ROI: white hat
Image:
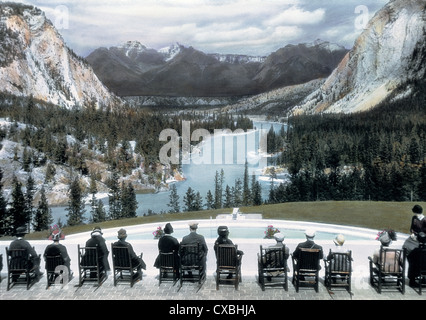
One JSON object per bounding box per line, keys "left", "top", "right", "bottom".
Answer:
{"left": 305, "top": 229, "right": 316, "bottom": 238}
{"left": 274, "top": 232, "right": 285, "bottom": 241}
{"left": 189, "top": 222, "right": 199, "bottom": 229}
{"left": 333, "top": 234, "right": 345, "bottom": 246}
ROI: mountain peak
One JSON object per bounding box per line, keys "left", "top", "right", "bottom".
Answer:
{"left": 292, "top": 0, "right": 426, "bottom": 114}
{"left": 0, "top": 3, "right": 120, "bottom": 108}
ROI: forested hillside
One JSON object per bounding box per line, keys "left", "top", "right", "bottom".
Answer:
{"left": 269, "top": 80, "right": 426, "bottom": 203}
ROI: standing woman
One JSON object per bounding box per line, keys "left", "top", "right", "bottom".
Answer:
{"left": 410, "top": 205, "right": 426, "bottom": 237}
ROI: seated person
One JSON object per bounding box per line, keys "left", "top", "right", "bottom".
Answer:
{"left": 113, "top": 228, "right": 146, "bottom": 280}
{"left": 180, "top": 222, "right": 208, "bottom": 277}
{"left": 43, "top": 230, "right": 73, "bottom": 281}
{"left": 9, "top": 226, "right": 43, "bottom": 279}
{"left": 214, "top": 226, "right": 243, "bottom": 279}
{"left": 154, "top": 223, "right": 180, "bottom": 277}
{"left": 325, "top": 234, "right": 352, "bottom": 275}
{"left": 261, "top": 232, "right": 289, "bottom": 279}
{"left": 292, "top": 229, "right": 324, "bottom": 264}
{"left": 214, "top": 226, "right": 244, "bottom": 257}
{"left": 84, "top": 226, "right": 110, "bottom": 277}
{"left": 406, "top": 232, "right": 426, "bottom": 287}
{"left": 370, "top": 231, "right": 400, "bottom": 272}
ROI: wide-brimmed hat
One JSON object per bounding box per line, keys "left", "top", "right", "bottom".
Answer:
{"left": 91, "top": 226, "right": 103, "bottom": 236}
{"left": 164, "top": 223, "right": 173, "bottom": 234}
{"left": 413, "top": 204, "right": 423, "bottom": 214}
{"left": 305, "top": 229, "right": 316, "bottom": 239}
{"left": 117, "top": 228, "right": 127, "bottom": 239}
{"left": 333, "top": 234, "right": 345, "bottom": 246}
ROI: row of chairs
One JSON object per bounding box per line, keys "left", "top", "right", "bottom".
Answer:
{"left": 260, "top": 245, "right": 426, "bottom": 295}
{"left": 159, "top": 243, "right": 242, "bottom": 291}
{"left": 2, "top": 244, "right": 426, "bottom": 294}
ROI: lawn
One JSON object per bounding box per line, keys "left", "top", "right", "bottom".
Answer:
{"left": 22, "top": 200, "right": 426, "bottom": 240}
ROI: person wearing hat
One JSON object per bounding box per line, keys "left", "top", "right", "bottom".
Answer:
{"left": 85, "top": 226, "right": 110, "bottom": 277}
{"left": 154, "top": 223, "right": 180, "bottom": 276}
{"left": 410, "top": 204, "right": 426, "bottom": 237}
{"left": 214, "top": 226, "right": 243, "bottom": 279}
{"left": 180, "top": 222, "right": 208, "bottom": 277}
{"left": 43, "top": 229, "right": 72, "bottom": 281}
{"left": 292, "top": 229, "right": 324, "bottom": 262}
{"left": 113, "top": 228, "right": 146, "bottom": 280}
{"left": 214, "top": 226, "right": 244, "bottom": 257}
{"left": 9, "top": 226, "right": 43, "bottom": 279}
{"left": 406, "top": 232, "right": 426, "bottom": 287}
{"left": 370, "top": 231, "right": 400, "bottom": 272}
{"left": 325, "top": 234, "right": 351, "bottom": 272}
{"left": 262, "top": 232, "right": 290, "bottom": 280}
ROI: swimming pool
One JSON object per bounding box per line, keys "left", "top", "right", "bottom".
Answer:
{"left": 101, "top": 219, "right": 378, "bottom": 242}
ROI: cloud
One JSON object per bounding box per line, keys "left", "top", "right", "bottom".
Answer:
{"left": 22, "top": 0, "right": 389, "bottom": 57}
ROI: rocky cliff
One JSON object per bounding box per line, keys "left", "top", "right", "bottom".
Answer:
{"left": 292, "top": 0, "right": 426, "bottom": 114}
{"left": 0, "top": 3, "right": 120, "bottom": 109}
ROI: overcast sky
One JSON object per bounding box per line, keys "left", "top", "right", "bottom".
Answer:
{"left": 22, "top": 0, "right": 389, "bottom": 57}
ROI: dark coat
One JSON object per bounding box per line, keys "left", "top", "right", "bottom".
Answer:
{"left": 292, "top": 239, "right": 324, "bottom": 261}
{"left": 85, "top": 235, "right": 110, "bottom": 271}
{"left": 180, "top": 231, "right": 208, "bottom": 270}
{"left": 410, "top": 216, "right": 426, "bottom": 235}
{"left": 9, "top": 238, "right": 41, "bottom": 274}
{"left": 113, "top": 239, "right": 146, "bottom": 270}
{"left": 44, "top": 242, "right": 71, "bottom": 270}
{"left": 154, "top": 234, "right": 180, "bottom": 268}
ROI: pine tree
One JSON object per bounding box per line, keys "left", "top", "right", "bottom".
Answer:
{"left": 242, "top": 160, "right": 251, "bottom": 206}
{"left": 0, "top": 168, "right": 9, "bottom": 235}
{"left": 167, "top": 184, "right": 180, "bottom": 213}
{"left": 121, "top": 182, "right": 138, "bottom": 218}
{"left": 205, "top": 190, "right": 214, "bottom": 210}
{"left": 183, "top": 187, "right": 196, "bottom": 212}
{"left": 214, "top": 169, "right": 224, "bottom": 209}
{"left": 251, "top": 174, "right": 262, "bottom": 206}
{"left": 25, "top": 174, "right": 35, "bottom": 231}
{"left": 194, "top": 191, "right": 203, "bottom": 211}
{"left": 66, "top": 176, "right": 86, "bottom": 226}
{"left": 108, "top": 171, "right": 121, "bottom": 220}
{"left": 89, "top": 173, "right": 98, "bottom": 222}
{"left": 223, "top": 185, "right": 233, "bottom": 208}
{"left": 33, "top": 186, "right": 52, "bottom": 231}
{"left": 233, "top": 178, "right": 243, "bottom": 207}
{"left": 9, "top": 176, "right": 28, "bottom": 231}
{"left": 93, "top": 200, "right": 107, "bottom": 223}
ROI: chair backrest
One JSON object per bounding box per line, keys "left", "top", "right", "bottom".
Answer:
{"left": 327, "top": 250, "right": 352, "bottom": 273}
{"left": 111, "top": 245, "right": 132, "bottom": 269}
{"left": 298, "top": 248, "right": 321, "bottom": 271}
{"left": 159, "top": 251, "right": 175, "bottom": 268}
{"left": 378, "top": 247, "right": 403, "bottom": 274}
{"left": 217, "top": 244, "right": 238, "bottom": 268}
{"left": 418, "top": 246, "right": 426, "bottom": 274}
{"left": 6, "top": 247, "right": 29, "bottom": 271}
{"left": 260, "top": 245, "right": 286, "bottom": 269}
{"left": 45, "top": 255, "right": 64, "bottom": 272}
{"left": 79, "top": 245, "right": 99, "bottom": 268}
{"left": 180, "top": 243, "right": 200, "bottom": 267}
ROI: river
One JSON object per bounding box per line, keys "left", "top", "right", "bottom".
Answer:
{"left": 51, "top": 120, "right": 287, "bottom": 223}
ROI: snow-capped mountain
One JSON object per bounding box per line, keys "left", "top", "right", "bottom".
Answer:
{"left": 0, "top": 3, "right": 120, "bottom": 109}
{"left": 86, "top": 39, "right": 347, "bottom": 97}
{"left": 292, "top": 0, "right": 426, "bottom": 114}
